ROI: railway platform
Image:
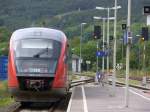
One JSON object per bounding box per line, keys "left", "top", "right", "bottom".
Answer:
{"left": 67, "top": 83, "right": 150, "bottom": 112}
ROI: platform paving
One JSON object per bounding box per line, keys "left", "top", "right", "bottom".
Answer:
{"left": 68, "top": 83, "right": 150, "bottom": 112}
{"left": 69, "top": 87, "right": 84, "bottom": 112}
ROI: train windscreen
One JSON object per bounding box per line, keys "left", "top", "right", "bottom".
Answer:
{"left": 13, "top": 39, "right": 61, "bottom": 76}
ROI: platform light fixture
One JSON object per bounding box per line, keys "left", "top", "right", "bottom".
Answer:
{"left": 80, "top": 22, "right": 87, "bottom": 74}
{"left": 96, "top": 5, "right": 121, "bottom": 90}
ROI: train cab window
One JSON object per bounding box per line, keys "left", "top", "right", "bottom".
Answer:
{"left": 14, "top": 39, "right": 61, "bottom": 58}
{"left": 13, "top": 38, "right": 61, "bottom": 75}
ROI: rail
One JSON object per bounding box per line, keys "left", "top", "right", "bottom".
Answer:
{"left": 70, "top": 78, "right": 94, "bottom": 88}
{"left": 7, "top": 93, "right": 71, "bottom": 112}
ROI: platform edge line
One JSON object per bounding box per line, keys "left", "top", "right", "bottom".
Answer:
{"left": 66, "top": 88, "right": 75, "bottom": 112}
{"left": 81, "top": 85, "right": 88, "bottom": 112}
{"left": 129, "top": 89, "right": 150, "bottom": 101}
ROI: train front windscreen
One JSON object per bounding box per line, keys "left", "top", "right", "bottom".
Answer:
{"left": 13, "top": 38, "right": 61, "bottom": 77}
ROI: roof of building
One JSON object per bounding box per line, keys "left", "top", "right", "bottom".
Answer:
{"left": 72, "top": 54, "right": 80, "bottom": 59}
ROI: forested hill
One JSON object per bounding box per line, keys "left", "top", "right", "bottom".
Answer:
{"left": 0, "top": 0, "right": 148, "bottom": 30}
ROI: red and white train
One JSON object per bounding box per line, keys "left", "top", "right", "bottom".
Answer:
{"left": 8, "top": 27, "right": 71, "bottom": 103}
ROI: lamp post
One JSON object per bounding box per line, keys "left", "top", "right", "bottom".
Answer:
{"left": 96, "top": 5, "right": 121, "bottom": 83}
{"left": 136, "top": 35, "right": 141, "bottom": 76}
{"left": 93, "top": 17, "right": 106, "bottom": 73}
{"left": 125, "top": 0, "right": 131, "bottom": 107}
{"left": 80, "top": 23, "right": 87, "bottom": 74}
{"left": 112, "top": 0, "right": 121, "bottom": 96}
{"left": 93, "top": 17, "right": 102, "bottom": 72}
{"left": 93, "top": 17, "right": 114, "bottom": 73}
{"left": 107, "top": 8, "right": 110, "bottom": 76}
{"left": 102, "top": 18, "right": 106, "bottom": 73}
{"left": 106, "top": 16, "right": 115, "bottom": 74}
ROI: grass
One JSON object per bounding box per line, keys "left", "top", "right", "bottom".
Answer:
{"left": 71, "top": 75, "right": 79, "bottom": 81}
{"left": 117, "top": 70, "right": 150, "bottom": 80}
{"left": 0, "top": 97, "right": 14, "bottom": 107}
{"left": 0, "top": 80, "right": 14, "bottom": 107}
{"left": 71, "top": 71, "right": 95, "bottom": 81}
{"left": 116, "top": 69, "right": 150, "bottom": 86}
{"left": 117, "top": 78, "right": 141, "bottom": 86}
{"left": 80, "top": 71, "right": 95, "bottom": 77}
{"left": 77, "top": 71, "right": 143, "bottom": 86}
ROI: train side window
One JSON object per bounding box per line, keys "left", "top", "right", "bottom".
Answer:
{"left": 64, "top": 53, "right": 68, "bottom": 64}
{"left": 64, "top": 55, "right": 67, "bottom": 64}
{"left": 64, "top": 49, "right": 69, "bottom": 64}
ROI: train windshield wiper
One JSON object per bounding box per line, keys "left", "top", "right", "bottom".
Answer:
{"left": 33, "top": 48, "right": 48, "bottom": 58}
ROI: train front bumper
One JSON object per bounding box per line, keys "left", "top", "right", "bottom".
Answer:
{"left": 9, "top": 87, "right": 66, "bottom": 102}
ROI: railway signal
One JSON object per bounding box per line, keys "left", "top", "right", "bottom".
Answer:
{"left": 109, "top": 35, "right": 113, "bottom": 40}
{"left": 141, "top": 27, "right": 149, "bottom": 41}
{"left": 143, "top": 5, "right": 150, "bottom": 25}
{"left": 144, "top": 6, "right": 150, "bottom": 14}
{"left": 94, "top": 25, "right": 101, "bottom": 39}
{"left": 122, "top": 24, "right": 127, "bottom": 30}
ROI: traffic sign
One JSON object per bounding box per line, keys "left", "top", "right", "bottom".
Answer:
{"left": 123, "top": 31, "right": 132, "bottom": 45}
{"left": 116, "top": 63, "right": 123, "bottom": 70}
{"left": 86, "top": 60, "right": 91, "bottom": 64}
{"left": 123, "top": 30, "right": 127, "bottom": 45}
{"left": 147, "top": 15, "right": 150, "bottom": 25}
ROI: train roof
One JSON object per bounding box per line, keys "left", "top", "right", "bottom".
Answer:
{"left": 11, "top": 27, "right": 67, "bottom": 43}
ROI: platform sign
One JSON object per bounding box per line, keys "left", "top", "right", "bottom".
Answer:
{"left": 123, "top": 30, "right": 128, "bottom": 45}
{"left": 86, "top": 60, "right": 91, "bottom": 64}
{"left": 116, "top": 63, "right": 123, "bottom": 70}
{"left": 123, "top": 31, "right": 133, "bottom": 45}
{"left": 96, "top": 51, "right": 107, "bottom": 57}
{"left": 0, "top": 56, "right": 8, "bottom": 80}
{"left": 147, "top": 15, "right": 150, "bottom": 25}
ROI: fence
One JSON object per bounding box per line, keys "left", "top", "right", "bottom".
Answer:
{"left": 0, "top": 56, "right": 8, "bottom": 80}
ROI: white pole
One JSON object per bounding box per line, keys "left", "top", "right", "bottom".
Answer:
{"left": 80, "top": 23, "right": 86, "bottom": 73}
{"left": 107, "top": 8, "right": 110, "bottom": 76}
{"left": 143, "top": 42, "right": 146, "bottom": 75}
{"left": 102, "top": 19, "right": 106, "bottom": 73}
{"left": 97, "top": 41, "right": 99, "bottom": 72}
{"left": 112, "top": 0, "right": 117, "bottom": 96}
{"left": 80, "top": 24, "right": 83, "bottom": 74}
{"left": 125, "top": 0, "right": 131, "bottom": 108}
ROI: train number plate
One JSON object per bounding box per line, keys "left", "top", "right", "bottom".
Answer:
{"left": 26, "top": 79, "right": 44, "bottom": 89}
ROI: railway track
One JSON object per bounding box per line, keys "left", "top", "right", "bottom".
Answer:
{"left": 4, "top": 75, "right": 150, "bottom": 112}
{"left": 71, "top": 75, "right": 150, "bottom": 91}
{"left": 108, "top": 80, "right": 150, "bottom": 90}
{"left": 70, "top": 77, "right": 94, "bottom": 88}
{"left": 2, "top": 76, "right": 92, "bottom": 112}
{"left": 3, "top": 92, "right": 71, "bottom": 112}
{"left": 1, "top": 102, "right": 21, "bottom": 112}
